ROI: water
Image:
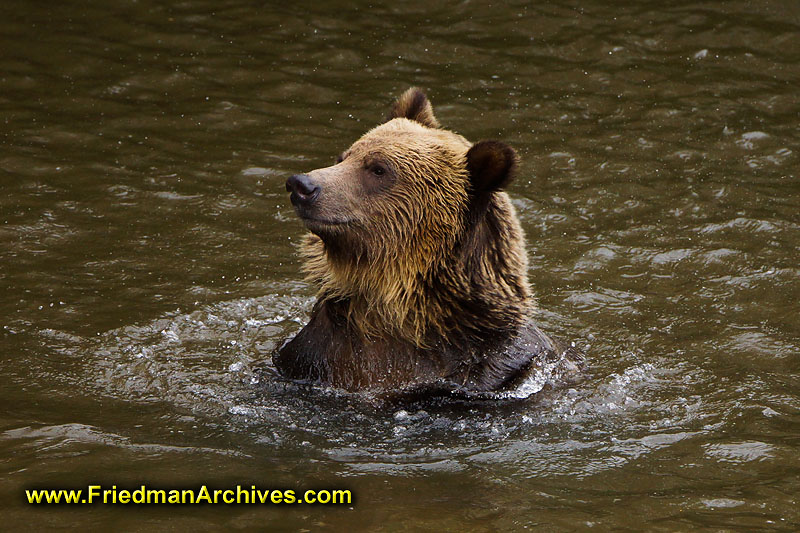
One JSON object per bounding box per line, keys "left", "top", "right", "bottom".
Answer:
{"left": 2, "top": 0, "right": 799, "bottom": 530}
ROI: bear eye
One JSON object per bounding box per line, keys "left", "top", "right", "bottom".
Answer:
{"left": 370, "top": 165, "right": 386, "bottom": 176}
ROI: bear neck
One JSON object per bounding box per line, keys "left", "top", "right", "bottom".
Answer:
{"left": 300, "top": 192, "right": 532, "bottom": 350}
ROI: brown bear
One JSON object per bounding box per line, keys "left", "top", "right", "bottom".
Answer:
{"left": 275, "top": 88, "right": 583, "bottom": 395}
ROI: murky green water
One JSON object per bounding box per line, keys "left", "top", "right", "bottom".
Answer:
{"left": 2, "top": 1, "right": 799, "bottom": 530}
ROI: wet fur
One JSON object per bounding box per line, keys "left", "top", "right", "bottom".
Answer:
{"left": 276, "top": 88, "right": 584, "bottom": 392}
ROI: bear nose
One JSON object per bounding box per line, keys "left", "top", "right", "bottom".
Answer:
{"left": 286, "top": 174, "right": 320, "bottom": 205}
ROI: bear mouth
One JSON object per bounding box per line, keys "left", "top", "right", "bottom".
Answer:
{"left": 299, "top": 214, "right": 352, "bottom": 230}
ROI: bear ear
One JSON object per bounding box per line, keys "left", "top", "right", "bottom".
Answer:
{"left": 386, "top": 87, "right": 440, "bottom": 128}
{"left": 466, "top": 140, "right": 519, "bottom": 194}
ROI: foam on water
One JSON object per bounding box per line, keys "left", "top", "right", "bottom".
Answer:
{"left": 23, "top": 291, "right": 719, "bottom": 480}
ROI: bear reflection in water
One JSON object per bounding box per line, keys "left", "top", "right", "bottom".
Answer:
{"left": 277, "top": 88, "right": 584, "bottom": 396}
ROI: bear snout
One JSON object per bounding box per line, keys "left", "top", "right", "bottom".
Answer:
{"left": 286, "top": 174, "right": 321, "bottom": 207}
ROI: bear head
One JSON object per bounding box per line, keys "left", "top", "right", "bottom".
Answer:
{"left": 285, "top": 88, "right": 531, "bottom": 347}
